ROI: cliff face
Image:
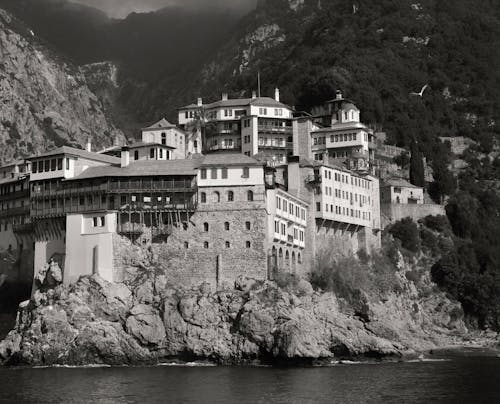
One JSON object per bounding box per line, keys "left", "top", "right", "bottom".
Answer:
{"left": 0, "top": 9, "right": 122, "bottom": 162}
{"left": 1, "top": 249, "right": 494, "bottom": 367}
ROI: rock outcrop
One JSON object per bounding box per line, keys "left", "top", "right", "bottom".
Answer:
{"left": 0, "top": 8, "right": 123, "bottom": 162}
{"left": 0, "top": 257, "right": 484, "bottom": 366}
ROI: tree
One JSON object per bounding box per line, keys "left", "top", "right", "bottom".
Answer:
{"left": 409, "top": 140, "right": 425, "bottom": 187}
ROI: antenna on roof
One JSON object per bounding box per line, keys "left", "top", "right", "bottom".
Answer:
{"left": 257, "top": 71, "right": 261, "bottom": 98}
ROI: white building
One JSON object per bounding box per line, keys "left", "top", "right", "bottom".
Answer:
{"left": 380, "top": 178, "right": 424, "bottom": 204}
{"left": 178, "top": 89, "right": 295, "bottom": 165}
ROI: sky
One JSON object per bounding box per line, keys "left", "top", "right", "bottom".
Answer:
{"left": 71, "top": 0, "right": 257, "bottom": 18}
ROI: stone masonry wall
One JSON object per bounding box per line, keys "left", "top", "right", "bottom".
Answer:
{"left": 381, "top": 203, "right": 446, "bottom": 229}
{"left": 113, "top": 185, "right": 269, "bottom": 288}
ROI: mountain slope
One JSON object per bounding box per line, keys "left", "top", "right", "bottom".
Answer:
{"left": 0, "top": 8, "right": 122, "bottom": 162}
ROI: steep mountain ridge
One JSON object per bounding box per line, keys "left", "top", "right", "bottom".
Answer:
{"left": 0, "top": 8, "right": 122, "bottom": 162}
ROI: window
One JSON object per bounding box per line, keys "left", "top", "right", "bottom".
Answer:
{"left": 57, "top": 158, "right": 63, "bottom": 170}
{"left": 32, "top": 162, "right": 37, "bottom": 173}
{"left": 211, "top": 168, "right": 218, "bottom": 179}
{"left": 227, "top": 191, "right": 234, "bottom": 202}
{"left": 316, "top": 202, "right": 321, "bottom": 212}
{"left": 184, "top": 242, "right": 189, "bottom": 249}
{"left": 201, "top": 192, "right": 207, "bottom": 203}
{"left": 246, "top": 241, "right": 251, "bottom": 248}
{"left": 203, "top": 223, "right": 209, "bottom": 232}
{"left": 224, "top": 222, "right": 230, "bottom": 231}
{"left": 120, "top": 196, "right": 127, "bottom": 205}
{"left": 225, "top": 241, "right": 231, "bottom": 248}
{"left": 150, "top": 148, "right": 155, "bottom": 159}
{"left": 247, "top": 190, "right": 254, "bottom": 202}
{"left": 134, "top": 151, "right": 139, "bottom": 160}
{"left": 204, "top": 241, "right": 209, "bottom": 249}
{"left": 159, "top": 149, "right": 163, "bottom": 159}
{"left": 224, "top": 109, "right": 233, "bottom": 117}
{"left": 222, "top": 168, "right": 228, "bottom": 179}
{"left": 214, "top": 191, "right": 220, "bottom": 203}
{"left": 79, "top": 197, "right": 85, "bottom": 206}
{"left": 242, "top": 167, "right": 249, "bottom": 178}
{"left": 246, "top": 221, "right": 251, "bottom": 230}
{"left": 201, "top": 169, "right": 207, "bottom": 179}
{"left": 161, "top": 133, "right": 166, "bottom": 145}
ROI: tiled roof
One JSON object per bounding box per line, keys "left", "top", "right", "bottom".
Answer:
{"left": 142, "top": 118, "right": 177, "bottom": 130}
{"left": 67, "top": 159, "right": 201, "bottom": 181}
{"left": 27, "top": 146, "right": 121, "bottom": 165}
{"left": 127, "top": 142, "right": 176, "bottom": 150}
{"left": 383, "top": 178, "right": 422, "bottom": 189}
{"left": 200, "top": 153, "right": 263, "bottom": 167}
{"left": 180, "top": 97, "right": 292, "bottom": 111}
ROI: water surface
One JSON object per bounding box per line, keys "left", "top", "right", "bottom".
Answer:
{"left": 1, "top": 353, "right": 499, "bottom": 403}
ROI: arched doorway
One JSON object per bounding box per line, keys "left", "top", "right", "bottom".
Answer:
{"left": 292, "top": 252, "right": 296, "bottom": 273}
{"left": 285, "top": 250, "right": 290, "bottom": 270}
{"left": 278, "top": 248, "right": 283, "bottom": 270}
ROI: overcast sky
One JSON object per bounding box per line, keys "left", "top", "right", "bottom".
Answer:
{"left": 72, "top": 0, "right": 257, "bottom": 18}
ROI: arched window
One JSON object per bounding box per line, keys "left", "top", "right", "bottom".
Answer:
{"left": 298, "top": 253, "right": 302, "bottom": 264}
{"left": 225, "top": 241, "right": 231, "bottom": 249}
{"left": 278, "top": 248, "right": 283, "bottom": 269}
{"left": 214, "top": 191, "right": 220, "bottom": 203}
{"left": 184, "top": 242, "right": 189, "bottom": 249}
{"left": 227, "top": 191, "right": 234, "bottom": 202}
{"left": 246, "top": 241, "right": 251, "bottom": 248}
{"left": 292, "top": 252, "right": 296, "bottom": 273}
{"left": 245, "top": 221, "right": 251, "bottom": 230}
{"left": 203, "top": 222, "right": 209, "bottom": 232}
{"left": 242, "top": 167, "right": 250, "bottom": 178}
{"left": 285, "top": 250, "right": 290, "bottom": 268}
{"left": 200, "top": 192, "right": 206, "bottom": 203}
{"left": 204, "top": 241, "right": 209, "bottom": 249}
{"left": 247, "top": 190, "right": 254, "bottom": 202}
{"left": 224, "top": 222, "right": 230, "bottom": 231}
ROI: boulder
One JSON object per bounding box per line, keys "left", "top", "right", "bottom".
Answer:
{"left": 126, "top": 304, "right": 165, "bottom": 346}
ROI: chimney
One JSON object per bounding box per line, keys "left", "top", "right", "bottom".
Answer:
{"left": 86, "top": 138, "right": 92, "bottom": 152}
{"left": 287, "top": 156, "right": 301, "bottom": 195}
{"left": 274, "top": 87, "right": 280, "bottom": 102}
{"left": 197, "top": 97, "right": 203, "bottom": 107}
{"left": 336, "top": 90, "right": 343, "bottom": 100}
{"left": 252, "top": 90, "right": 257, "bottom": 99}
{"left": 121, "top": 146, "right": 130, "bottom": 168}
{"left": 221, "top": 93, "right": 228, "bottom": 101}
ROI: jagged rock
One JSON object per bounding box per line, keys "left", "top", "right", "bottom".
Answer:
{"left": 126, "top": 304, "right": 165, "bottom": 346}
{"left": 235, "top": 276, "right": 257, "bottom": 292}
{"left": 0, "top": 9, "right": 123, "bottom": 162}
{"left": 0, "top": 259, "right": 486, "bottom": 366}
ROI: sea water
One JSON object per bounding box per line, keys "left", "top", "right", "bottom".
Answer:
{"left": 1, "top": 351, "right": 499, "bottom": 403}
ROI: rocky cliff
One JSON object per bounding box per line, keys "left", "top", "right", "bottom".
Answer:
{"left": 1, "top": 248, "right": 495, "bottom": 367}
{"left": 0, "top": 9, "right": 122, "bottom": 162}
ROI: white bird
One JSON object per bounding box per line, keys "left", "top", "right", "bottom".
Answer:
{"left": 410, "top": 84, "right": 429, "bottom": 97}
{"left": 29, "top": 29, "right": 35, "bottom": 37}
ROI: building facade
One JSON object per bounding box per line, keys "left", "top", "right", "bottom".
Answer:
{"left": 178, "top": 89, "right": 294, "bottom": 165}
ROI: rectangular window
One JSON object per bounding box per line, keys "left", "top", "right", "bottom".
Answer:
{"left": 200, "top": 169, "right": 207, "bottom": 179}
{"left": 242, "top": 167, "right": 249, "bottom": 178}
{"left": 50, "top": 159, "right": 56, "bottom": 171}
{"left": 316, "top": 202, "right": 321, "bottom": 212}
{"left": 44, "top": 160, "right": 50, "bottom": 172}
{"left": 211, "top": 168, "right": 218, "bottom": 179}
{"left": 66, "top": 158, "right": 70, "bottom": 170}
{"left": 222, "top": 168, "right": 228, "bottom": 179}
{"left": 32, "top": 162, "right": 38, "bottom": 173}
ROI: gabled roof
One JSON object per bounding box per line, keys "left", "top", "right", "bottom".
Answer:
{"left": 27, "top": 146, "right": 120, "bottom": 165}
{"left": 179, "top": 97, "right": 292, "bottom": 111}
{"left": 142, "top": 118, "right": 177, "bottom": 131}
{"left": 383, "top": 178, "right": 422, "bottom": 189}
{"left": 199, "top": 153, "right": 263, "bottom": 167}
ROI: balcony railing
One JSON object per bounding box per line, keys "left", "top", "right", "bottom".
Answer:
{"left": 258, "top": 125, "right": 292, "bottom": 134}
{"left": 0, "top": 206, "right": 30, "bottom": 218}
{"left": 12, "top": 222, "right": 34, "bottom": 234}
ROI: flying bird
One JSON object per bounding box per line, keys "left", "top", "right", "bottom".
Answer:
{"left": 410, "top": 84, "right": 429, "bottom": 97}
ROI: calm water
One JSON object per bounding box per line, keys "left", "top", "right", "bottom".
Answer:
{"left": 1, "top": 353, "right": 499, "bottom": 403}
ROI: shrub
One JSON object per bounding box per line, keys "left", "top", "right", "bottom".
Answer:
{"left": 388, "top": 218, "right": 420, "bottom": 252}
{"left": 420, "top": 228, "right": 439, "bottom": 255}
{"left": 422, "top": 215, "right": 450, "bottom": 233}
